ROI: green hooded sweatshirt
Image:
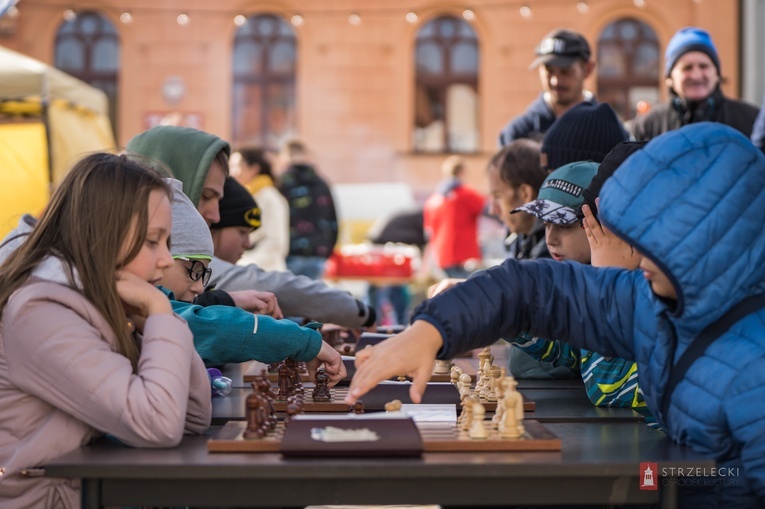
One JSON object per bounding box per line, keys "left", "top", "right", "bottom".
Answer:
{"left": 126, "top": 126, "right": 230, "bottom": 207}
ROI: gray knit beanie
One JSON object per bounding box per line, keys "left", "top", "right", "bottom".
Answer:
{"left": 166, "top": 178, "right": 214, "bottom": 260}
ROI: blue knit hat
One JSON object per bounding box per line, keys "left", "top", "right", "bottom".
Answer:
{"left": 664, "top": 27, "right": 720, "bottom": 77}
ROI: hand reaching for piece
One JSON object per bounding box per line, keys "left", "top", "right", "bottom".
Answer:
{"left": 228, "top": 290, "right": 284, "bottom": 319}
{"left": 346, "top": 320, "right": 443, "bottom": 404}
{"left": 306, "top": 340, "right": 348, "bottom": 387}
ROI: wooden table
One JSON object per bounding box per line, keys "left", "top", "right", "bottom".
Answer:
{"left": 46, "top": 421, "right": 712, "bottom": 508}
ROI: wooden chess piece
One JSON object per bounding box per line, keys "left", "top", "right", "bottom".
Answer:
{"left": 384, "top": 399, "right": 402, "bottom": 412}
{"left": 450, "top": 366, "right": 463, "bottom": 385}
{"left": 397, "top": 375, "right": 407, "bottom": 382}
{"left": 458, "top": 394, "right": 473, "bottom": 432}
{"left": 243, "top": 384, "right": 267, "bottom": 439}
{"left": 285, "top": 358, "right": 303, "bottom": 394}
{"left": 285, "top": 393, "right": 302, "bottom": 427}
{"left": 486, "top": 365, "right": 502, "bottom": 402}
{"left": 477, "top": 347, "right": 491, "bottom": 374}
{"left": 434, "top": 359, "right": 451, "bottom": 375}
{"left": 311, "top": 368, "right": 332, "bottom": 402}
{"left": 458, "top": 373, "right": 472, "bottom": 397}
{"left": 352, "top": 400, "right": 365, "bottom": 414}
{"left": 277, "top": 361, "right": 291, "bottom": 401}
{"left": 255, "top": 375, "right": 277, "bottom": 430}
{"left": 468, "top": 401, "right": 488, "bottom": 439}
{"left": 499, "top": 377, "right": 524, "bottom": 438}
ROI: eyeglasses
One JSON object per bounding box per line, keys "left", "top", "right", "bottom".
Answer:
{"left": 175, "top": 256, "right": 212, "bottom": 287}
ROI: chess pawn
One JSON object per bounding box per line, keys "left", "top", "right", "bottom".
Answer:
{"left": 285, "top": 400, "right": 300, "bottom": 427}
{"left": 312, "top": 368, "right": 332, "bottom": 402}
{"left": 486, "top": 365, "right": 502, "bottom": 402}
{"left": 459, "top": 394, "right": 473, "bottom": 432}
{"left": 458, "top": 373, "right": 472, "bottom": 397}
{"left": 450, "top": 366, "right": 463, "bottom": 385}
{"left": 434, "top": 359, "right": 451, "bottom": 375}
{"left": 468, "top": 402, "right": 488, "bottom": 440}
{"left": 384, "top": 399, "right": 402, "bottom": 412}
{"left": 243, "top": 390, "right": 267, "bottom": 439}
{"left": 255, "top": 376, "right": 277, "bottom": 429}
{"left": 353, "top": 400, "right": 365, "bottom": 414}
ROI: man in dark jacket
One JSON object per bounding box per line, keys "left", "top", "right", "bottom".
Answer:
{"left": 631, "top": 27, "right": 759, "bottom": 141}
{"left": 497, "top": 28, "right": 595, "bottom": 145}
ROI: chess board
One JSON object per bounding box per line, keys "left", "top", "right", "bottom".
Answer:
{"left": 236, "top": 384, "right": 536, "bottom": 414}
{"left": 250, "top": 372, "right": 311, "bottom": 384}
{"left": 272, "top": 387, "right": 352, "bottom": 412}
{"left": 263, "top": 384, "right": 534, "bottom": 413}
{"left": 208, "top": 419, "right": 561, "bottom": 453}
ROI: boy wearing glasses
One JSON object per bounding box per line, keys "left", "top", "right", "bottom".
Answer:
{"left": 161, "top": 180, "right": 214, "bottom": 304}
{"left": 159, "top": 180, "right": 344, "bottom": 381}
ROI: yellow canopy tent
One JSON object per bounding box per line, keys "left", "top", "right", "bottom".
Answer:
{"left": 0, "top": 45, "right": 115, "bottom": 236}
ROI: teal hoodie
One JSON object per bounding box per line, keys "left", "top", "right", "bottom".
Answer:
{"left": 126, "top": 126, "right": 230, "bottom": 207}
{"left": 158, "top": 287, "right": 322, "bottom": 366}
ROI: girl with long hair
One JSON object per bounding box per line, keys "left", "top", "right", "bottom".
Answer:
{"left": 0, "top": 153, "right": 211, "bottom": 508}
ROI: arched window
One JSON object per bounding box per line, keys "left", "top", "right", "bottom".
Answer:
{"left": 232, "top": 14, "right": 296, "bottom": 147}
{"left": 414, "top": 16, "right": 479, "bottom": 153}
{"left": 54, "top": 11, "right": 119, "bottom": 135}
{"left": 597, "top": 18, "right": 659, "bottom": 120}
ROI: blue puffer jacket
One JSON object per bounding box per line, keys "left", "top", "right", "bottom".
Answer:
{"left": 414, "top": 123, "right": 765, "bottom": 508}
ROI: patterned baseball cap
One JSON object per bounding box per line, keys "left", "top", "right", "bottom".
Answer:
{"left": 512, "top": 161, "right": 598, "bottom": 225}
{"left": 529, "top": 28, "right": 592, "bottom": 70}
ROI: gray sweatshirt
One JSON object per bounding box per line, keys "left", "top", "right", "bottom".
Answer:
{"left": 208, "top": 256, "right": 374, "bottom": 328}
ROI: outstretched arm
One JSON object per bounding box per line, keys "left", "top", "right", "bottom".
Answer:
{"left": 348, "top": 258, "right": 640, "bottom": 403}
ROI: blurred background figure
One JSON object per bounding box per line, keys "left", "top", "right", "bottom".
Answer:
{"left": 230, "top": 146, "right": 290, "bottom": 272}
{"left": 365, "top": 207, "right": 425, "bottom": 325}
{"left": 423, "top": 155, "right": 486, "bottom": 279}
{"left": 276, "top": 139, "right": 339, "bottom": 280}
{"left": 486, "top": 139, "right": 549, "bottom": 261}
{"left": 631, "top": 26, "right": 759, "bottom": 141}
{"left": 498, "top": 28, "right": 595, "bottom": 145}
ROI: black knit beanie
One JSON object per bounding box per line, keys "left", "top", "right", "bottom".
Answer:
{"left": 576, "top": 141, "right": 648, "bottom": 223}
{"left": 210, "top": 177, "right": 262, "bottom": 230}
{"left": 542, "top": 102, "right": 629, "bottom": 171}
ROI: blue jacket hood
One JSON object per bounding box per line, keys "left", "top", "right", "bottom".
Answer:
{"left": 600, "top": 122, "right": 765, "bottom": 333}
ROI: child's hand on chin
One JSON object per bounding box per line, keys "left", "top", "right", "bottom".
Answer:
{"left": 116, "top": 270, "right": 172, "bottom": 331}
